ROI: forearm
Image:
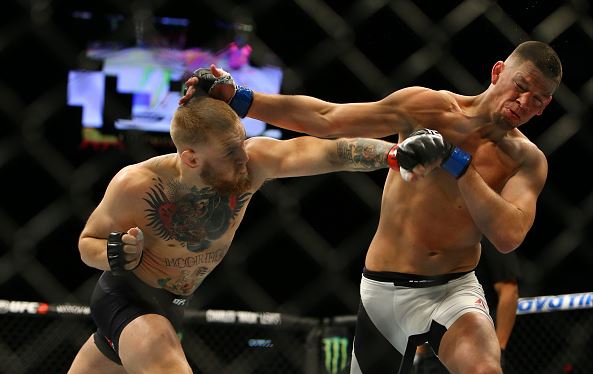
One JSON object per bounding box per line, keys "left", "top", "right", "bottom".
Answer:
{"left": 458, "top": 166, "right": 530, "bottom": 252}
{"left": 334, "top": 138, "right": 394, "bottom": 171}
{"left": 249, "top": 92, "right": 337, "bottom": 137}
{"left": 250, "top": 93, "right": 397, "bottom": 138}
{"left": 187, "top": 67, "right": 401, "bottom": 138}
{"left": 78, "top": 235, "right": 110, "bottom": 271}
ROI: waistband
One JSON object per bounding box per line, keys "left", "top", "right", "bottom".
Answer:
{"left": 99, "top": 271, "right": 192, "bottom": 305}
{"left": 362, "top": 267, "right": 474, "bottom": 288}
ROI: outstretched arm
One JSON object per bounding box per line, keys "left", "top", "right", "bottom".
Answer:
{"left": 248, "top": 93, "right": 402, "bottom": 138}
{"left": 246, "top": 136, "right": 398, "bottom": 180}
{"left": 180, "top": 65, "right": 417, "bottom": 138}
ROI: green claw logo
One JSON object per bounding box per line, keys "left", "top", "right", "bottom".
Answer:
{"left": 323, "top": 336, "right": 349, "bottom": 374}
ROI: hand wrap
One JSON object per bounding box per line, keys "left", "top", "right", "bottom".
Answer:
{"left": 106, "top": 232, "right": 143, "bottom": 275}
{"left": 106, "top": 232, "right": 126, "bottom": 276}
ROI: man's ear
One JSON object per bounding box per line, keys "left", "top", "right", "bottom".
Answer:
{"left": 180, "top": 149, "right": 200, "bottom": 168}
{"left": 491, "top": 61, "right": 505, "bottom": 84}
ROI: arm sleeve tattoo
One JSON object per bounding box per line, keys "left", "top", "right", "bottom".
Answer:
{"left": 336, "top": 138, "right": 393, "bottom": 171}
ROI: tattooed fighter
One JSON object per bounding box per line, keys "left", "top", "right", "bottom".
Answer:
{"left": 68, "top": 95, "right": 410, "bottom": 373}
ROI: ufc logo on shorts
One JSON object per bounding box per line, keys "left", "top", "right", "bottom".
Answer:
{"left": 172, "top": 298, "right": 187, "bottom": 306}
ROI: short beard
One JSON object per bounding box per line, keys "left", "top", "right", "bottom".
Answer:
{"left": 201, "top": 162, "right": 251, "bottom": 196}
{"left": 493, "top": 112, "right": 514, "bottom": 131}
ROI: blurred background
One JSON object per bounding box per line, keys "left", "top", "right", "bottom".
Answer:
{"left": 0, "top": 0, "right": 593, "bottom": 374}
{"left": 0, "top": 0, "right": 592, "bottom": 371}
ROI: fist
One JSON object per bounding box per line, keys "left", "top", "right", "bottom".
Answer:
{"left": 122, "top": 227, "right": 144, "bottom": 270}
{"left": 179, "top": 64, "right": 236, "bottom": 105}
{"left": 397, "top": 129, "right": 453, "bottom": 181}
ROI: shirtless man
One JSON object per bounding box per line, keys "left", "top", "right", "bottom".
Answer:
{"left": 68, "top": 95, "right": 403, "bottom": 373}
{"left": 182, "top": 41, "right": 562, "bottom": 373}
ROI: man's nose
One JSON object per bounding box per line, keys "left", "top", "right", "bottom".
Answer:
{"left": 516, "top": 92, "right": 533, "bottom": 108}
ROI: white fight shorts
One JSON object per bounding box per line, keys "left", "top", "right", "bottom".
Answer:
{"left": 350, "top": 268, "right": 493, "bottom": 374}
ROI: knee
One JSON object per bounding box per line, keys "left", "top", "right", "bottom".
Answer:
{"left": 464, "top": 360, "right": 502, "bottom": 374}
{"left": 131, "top": 326, "right": 183, "bottom": 359}
{"left": 122, "top": 333, "right": 191, "bottom": 373}
{"left": 446, "top": 353, "right": 501, "bottom": 374}
{"left": 119, "top": 317, "right": 189, "bottom": 371}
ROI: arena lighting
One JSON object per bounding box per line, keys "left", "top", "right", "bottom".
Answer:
{"left": 66, "top": 12, "right": 283, "bottom": 148}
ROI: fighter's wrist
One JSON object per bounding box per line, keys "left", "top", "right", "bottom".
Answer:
{"left": 229, "top": 86, "right": 253, "bottom": 118}
{"left": 387, "top": 144, "right": 399, "bottom": 170}
{"left": 441, "top": 147, "right": 472, "bottom": 178}
{"left": 106, "top": 232, "right": 126, "bottom": 276}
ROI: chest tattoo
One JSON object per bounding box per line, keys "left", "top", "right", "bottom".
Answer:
{"left": 143, "top": 178, "right": 251, "bottom": 252}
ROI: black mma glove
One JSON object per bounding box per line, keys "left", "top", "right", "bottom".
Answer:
{"left": 189, "top": 68, "right": 254, "bottom": 118}
{"left": 396, "top": 128, "right": 472, "bottom": 178}
{"left": 106, "top": 230, "right": 143, "bottom": 276}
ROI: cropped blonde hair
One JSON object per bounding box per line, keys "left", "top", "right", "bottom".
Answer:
{"left": 170, "top": 95, "right": 241, "bottom": 150}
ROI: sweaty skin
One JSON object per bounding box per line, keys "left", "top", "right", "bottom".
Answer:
{"left": 79, "top": 135, "right": 395, "bottom": 295}
{"left": 179, "top": 58, "right": 558, "bottom": 277}
{"left": 367, "top": 88, "right": 536, "bottom": 275}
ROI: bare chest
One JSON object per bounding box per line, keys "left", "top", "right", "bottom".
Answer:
{"left": 467, "top": 142, "right": 519, "bottom": 192}
{"left": 140, "top": 177, "right": 253, "bottom": 252}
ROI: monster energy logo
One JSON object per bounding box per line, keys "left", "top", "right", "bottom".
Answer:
{"left": 323, "top": 336, "right": 349, "bottom": 374}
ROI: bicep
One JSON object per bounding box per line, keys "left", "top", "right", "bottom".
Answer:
{"left": 81, "top": 171, "right": 141, "bottom": 239}
{"left": 499, "top": 156, "right": 547, "bottom": 225}
{"left": 325, "top": 89, "right": 430, "bottom": 138}
{"left": 80, "top": 204, "right": 116, "bottom": 241}
{"left": 251, "top": 137, "right": 337, "bottom": 179}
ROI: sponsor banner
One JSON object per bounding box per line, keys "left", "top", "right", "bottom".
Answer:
{"left": 517, "top": 292, "right": 593, "bottom": 315}
{"left": 205, "top": 310, "right": 281, "bottom": 325}
{"left": 323, "top": 336, "right": 349, "bottom": 374}
{"left": 0, "top": 300, "right": 90, "bottom": 316}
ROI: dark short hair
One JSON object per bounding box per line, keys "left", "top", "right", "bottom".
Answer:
{"left": 170, "top": 96, "right": 241, "bottom": 149}
{"left": 509, "top": 41, "right": 562, "bottom": 84}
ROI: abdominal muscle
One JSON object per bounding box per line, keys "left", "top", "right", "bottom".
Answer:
{"left": 365, "top": 170, "right": 482, "bottom": 275}
{"left": 133, "top": 241, "right": 230, "bottom": 296}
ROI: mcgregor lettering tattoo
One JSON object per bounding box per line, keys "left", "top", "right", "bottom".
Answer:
{"left": 164, "top": 248, "right": 226, "bottom": 268}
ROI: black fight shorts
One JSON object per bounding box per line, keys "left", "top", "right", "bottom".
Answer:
{"left": 90, "top": 271, "right": 190, "bottom": 365}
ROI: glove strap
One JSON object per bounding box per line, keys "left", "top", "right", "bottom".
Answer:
{"left": 107, "top": 232, "right": 126, "bottom": 276}
{"left": 387, "top": 144, "right": 399, "bottom": 170}
{"left": 441, "top": 147, "right": 472, "bottom": 178}
{"left": 229, "top": 86, "right": 254, "bottom": 118}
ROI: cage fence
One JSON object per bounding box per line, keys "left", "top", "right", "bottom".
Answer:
{"left": 1, "top": 292, "right": 591, "bottom": 374}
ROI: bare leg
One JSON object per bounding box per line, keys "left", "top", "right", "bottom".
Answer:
{"left": 68, "top": 335, "right": 127, "bottom": 374}
{"left": 438, "top": 312, "right": 502, "bottom": 374}
{"left": 118, "top": 313, "right": 193, "bottom": 374}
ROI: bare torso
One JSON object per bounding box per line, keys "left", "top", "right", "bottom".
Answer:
{"left": 366, "top": 89, "right": 532, "bottom": 275}
{"left": 125, "top": 154, "right": 263, "bottom": 296}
